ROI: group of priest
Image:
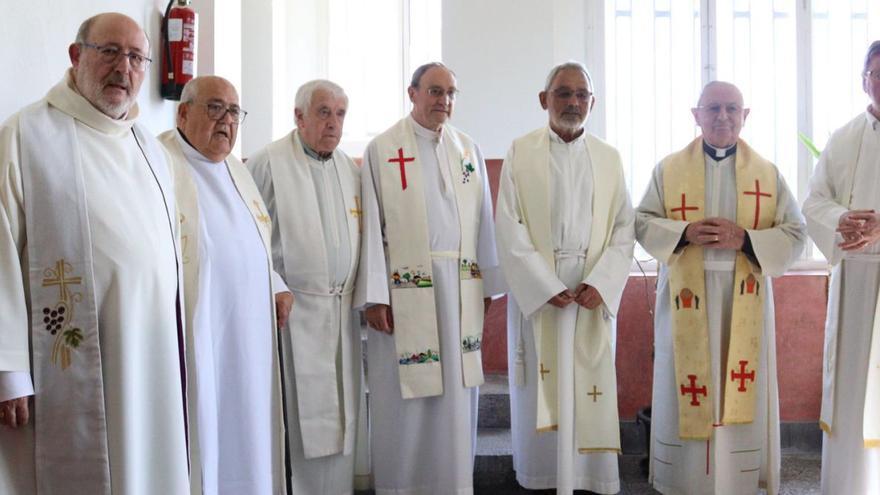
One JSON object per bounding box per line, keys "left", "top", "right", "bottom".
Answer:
{"left": 0, "top": 11, "right": 878, "bottom": 495}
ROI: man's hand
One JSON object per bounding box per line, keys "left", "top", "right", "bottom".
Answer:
{"left": 483, "top": 297, "right": 492, "bottom": 315}
{"left": 684, "top": 217, "right": 746, "bottom": 250}
{"left": 548, "top": 289, "right": 575, "bottom": 308}
{"left": 837, "top": 210, "right": 880, "bottom": 251}
{"left": 366, "top": 304, "right": 394, "bottom": 334}
{"left": 275, "top": 291, "right": 294, "bottom": 329}
{"left": 0, "top": 397, "right": 29, "bottom": 428}
{"left": 574, "top": 284, "right": 603, "bottom": 309}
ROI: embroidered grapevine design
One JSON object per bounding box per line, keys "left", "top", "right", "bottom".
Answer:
{"left": 461, "top": 335, "right": 482, "bottom": 353}
{"left": 399, "top": 348, "right": 440, "bottom": 365}
{"left": 460, "top": 259, "right": 482, "bottom": 280}
{"left": 390, "top": 266, "right": 433, "bottom": 288}
{"left": 41, "top": 260, "right": 84, "bottom": 369}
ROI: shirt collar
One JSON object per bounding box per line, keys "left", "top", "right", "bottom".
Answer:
{"left": 865, "top": 106, "right": 880, "bottom": 131}
{"left": 300, "top": 139, "right": 333, "bottom": 162}
{"left": 548, "top": 126, "right": 587, "bottom": 145}
{"left": 408, "top": 114, "right": 442, "bottom": 141}
{"left": 175, "top": 128, "right": 225, "bottom": 166}
{"left": 702, "top": 140, "right": 737, "bottom": 161}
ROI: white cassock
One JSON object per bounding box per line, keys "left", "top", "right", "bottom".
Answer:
{"left": 0, "top": 73, "right": 189, "bottom": 494}
{"left": 496, "top": 128, "right": 634, "bottom": 493}
{"left": 249, "top": 131, "right": 363, "bottom": 495}
{"left": 354, "top": 117, "right": 505, "bottom": 495}
{"left": 635, "top": 147, "right": 805, "bottom": 495}
{"left": 802, "top": 110, "right": 880, "bottom": 495}
{"left": 160, "top": 130, "right": 286, "bottom": 495}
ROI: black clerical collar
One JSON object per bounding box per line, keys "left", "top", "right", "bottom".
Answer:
{"left": 703, "top": 141, "right": 737, "bottom": 161}
{"left": 301, "top": 142, "right": 333, "bottom": 162}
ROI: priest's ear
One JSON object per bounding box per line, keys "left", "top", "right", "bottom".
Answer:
{"left": 68, "top": 43, "right": 82, "bottom": 68}
{"left": 538, "top": 91, "right": 549, "bottom": 110}
{"left": 294, "top": 108, "right": 305, "bottom": 130}
{"left": 177, "top": 101, "right": 190, "bottom": 129}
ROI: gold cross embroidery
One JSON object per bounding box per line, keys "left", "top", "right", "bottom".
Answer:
{"left": 253, "top": 200, "right": 271, "bottom": 227}
{"left": 588, "top": 385, "right": 603, "bottom": 402}
{"left": 539, "top": 363, "right": 551, "bottom": 381}
{"left": 349, "top": 195, "right": 363, "bottom": 233}
{"left": 42, "top": 260, "right": 82, "bottom": 303}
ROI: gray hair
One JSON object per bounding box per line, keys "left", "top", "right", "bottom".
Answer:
{"left": 74, "top": 13, "right": 150, "bottom": 48}
{"left": 865, "top": 41, "right": 880, "bottom": 74}
{"left": 410, "top": 62, "right": 455, "bottom": 88}
{"left": 180, "top": 77, "right": 205, "bottom": 103}
{"left": 294, "top": 79, "right": 348, "bottom": 113}
{"left": 544, "top": 61, "right": 594, "bottom": 92}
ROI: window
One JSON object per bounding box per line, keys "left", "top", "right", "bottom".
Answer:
{"left": 605, "top": 0, "right": 880, "bottom": 264}
{"left": 277, "top": 0, "right": 441, "bottom": 156}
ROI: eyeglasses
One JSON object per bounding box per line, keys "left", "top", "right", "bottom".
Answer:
{"left": 80, "top": 42, "right": 152, "bottom": 72}
{"left": 551, "top": 89, "right": 593, "bottom": 101}
{"left": 865, "top": 70, "right": 880, "bottom": 81}
{"left": 696, "top": 103, "right": 744, "bottom": 116}
{"left": 425, "top": 86, "right": 459, "bottom": 100}
{"left": 190, "top": 101, "right": 248, "bottom": 123}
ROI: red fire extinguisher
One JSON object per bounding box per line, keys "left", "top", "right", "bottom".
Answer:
{"left": 161, "top": 0, "right": 197, "bottom": 100}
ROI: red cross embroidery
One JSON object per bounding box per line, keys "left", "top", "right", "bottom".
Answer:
{"left": 730, "top": 360, "right": 756, "bottom": 392}
{"left": 387, "top": 148, "right": 415, "bottom": 190}
{"left": 680, "top": 374, "right": 708, "bottom": 406}
{"left": 743, "top": 179, "right": 772, "bottom": 229}
{"left": 671, "top": 193, "right": 699, "bottom": 221}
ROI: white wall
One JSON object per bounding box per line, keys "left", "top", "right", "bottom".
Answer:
{"left": 441, "top": 0, "right": 605, "bottom": 158}
{"left": 0, "top": 0, "right": 178, "bottom": 134}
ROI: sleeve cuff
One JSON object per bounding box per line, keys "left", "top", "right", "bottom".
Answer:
{"left": 0, "top": 371, "right": 33, "bottom": 402}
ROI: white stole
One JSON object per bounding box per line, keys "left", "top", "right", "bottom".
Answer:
{"left": 159, "top": 130, "right": 286, "bottom": 488}
{"left": 373, "top": 117, "right": 485, "bottom": 399}
{"left": 508, "top": 127, "right": 622, "bottom": 452}
{"left": 20, "top": 105, "right": 179, "bottom": 494}
{"left": 264, "top": 130, "right": 361, "bottom": 458}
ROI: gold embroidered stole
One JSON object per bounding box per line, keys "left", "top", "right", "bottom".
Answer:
{"left": 510, "top": 127, "right": 622, "bottom": 452}
{"left": 374, "top": 117, "right": 484, "bottom": 399}
{"left": 662, "top": 137, "right": 776, "bottom": 439}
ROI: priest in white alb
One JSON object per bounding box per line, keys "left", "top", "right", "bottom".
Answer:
{"left": 635, "top": 81, "right": 805, "bottom": 495}
{"left": 249, "top": 79, "right": 363, "bottom": 495}
{"left": 158, "top": 75, "right": 289, "bottom": 495}
{"left": 803, "top": 40, "right": 880, "bottom": 495}
{"left": 496, "top": 61, "right": 634, "bottom": 494}
{"left": 353, "top": 62, "right": 505, "bottom": 495}
{"left": 0, "top": 13, "right": 189, "bottom": 494}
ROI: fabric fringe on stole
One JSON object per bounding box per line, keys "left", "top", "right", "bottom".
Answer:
{"left": 662, "top": 137, "right": 776, "bottom": 440}
{"left": 510, "top": 127, "right": 621, "bottom": 452}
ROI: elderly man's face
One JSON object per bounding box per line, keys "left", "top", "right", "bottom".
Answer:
{"left": 408, "top": 66, "right": 457, "bottom": 131}
{"left": 692, "top": 83, "right": 749, "bottom": 148}
{"left": 864, "top": 54, "right": 880, "bottom": 112}
{"left": 178, "top": 78, "right": 240, "bottom": 162}
{"left": 70, "top": 14, "right": 148, "bottom": 119}
{"left": 539, "top": 68, "right": 594, "bottom": 140}
{"left": 296, "top": 88, "right": 347, "bottom": 155}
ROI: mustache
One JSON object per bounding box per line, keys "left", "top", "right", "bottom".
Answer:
{"left": 104, "top": 73, "right": 130, "bottom": 90}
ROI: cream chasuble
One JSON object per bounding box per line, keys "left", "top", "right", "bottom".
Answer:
{"left": 637, "top": 136, "right": 805, "bottom": 495}
{"left": 159, "top": 130, "right": 286, "bottom": 495}
{"left": 804, "top": 110, "right": 880, "bottom": 494}
{"left": 0, "top": 73, "right": 188, "bottom": 495}
{"left": 500, "top": 127, "right": 628, "bottom": 451}
{"left": 372, "top": 117, "right": 485, "bottom": 398}
{"left": 662, "top": 137, "right": 776, "bottom": 439}
{"left": 248, "top": 128, "right": 363, "bottom": 495}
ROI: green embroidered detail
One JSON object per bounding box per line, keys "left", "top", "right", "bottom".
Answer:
{"left": 462, "top": 335, "right": 482, "bottom": 353}
{"left": 42, "top": 260, "right": 84, "bottom": 370}
{"left": 399, "top": 349, "right": 441, "bottom": 365}
{"left": 390, "top": 266, "right": 433, "bottom": 288}
{"left": 460, "top": 258, "right": 482, "bottom": 280}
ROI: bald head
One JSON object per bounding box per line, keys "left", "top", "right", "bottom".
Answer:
{"left": 178, "top": 76, "right": 241, "bottom": 162}
{"left": 69, "top": 13, "right": 149, "bottom": 119}
{"left": 692, "top": 81, "right": 749, "bottom": 148}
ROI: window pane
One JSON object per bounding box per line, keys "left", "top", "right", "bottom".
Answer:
{"left": 811, "top": 0, "right": 880, "bottom": 151}
{"left": 716, "top": 0, "right": 798, "bottom": 194}
{"left": 604, "top": 0, "right": 702, "bottom": 206}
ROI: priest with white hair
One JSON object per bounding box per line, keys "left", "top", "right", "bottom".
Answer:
{"left": 249, "top": 79, "right": 363, "bottom": 495}
{"left": 496, "top": 61, "right": 634, "bottom": 494}
{"left": 158, "top": 75, "right": 289, "bottom": 495}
